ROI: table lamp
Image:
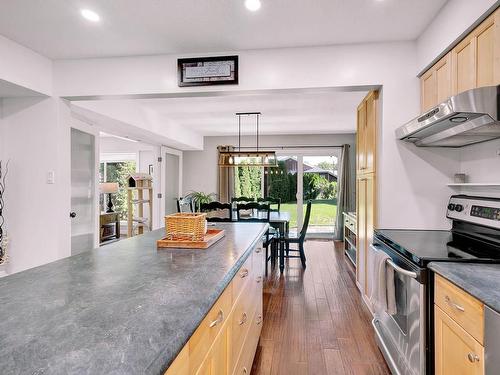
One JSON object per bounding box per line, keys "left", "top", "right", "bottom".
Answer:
{"left": 100, "top": 182, "right": 119, "bottom": 213}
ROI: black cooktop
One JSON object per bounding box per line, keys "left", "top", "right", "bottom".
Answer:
{"left": 374, "top": 229, "right": 500, "bottom": 267}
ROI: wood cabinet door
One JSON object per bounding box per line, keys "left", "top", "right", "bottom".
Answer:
{"left": 435, "top": 305, "right": 484, "bottom": 375}
{"left": 475, "top": 9, "right": 500, "bottom": 87}
{"left": 356, "top": 176, "right": 367, "bottom": 293}
{"left": 452, "top": 35, "right": 476, "bottom": 95}
{"left": 363, "top": 173, "right": 375, "bottom": 297}
{"left": 364, "top": 92, "right": 378, "bottom": 175}
{"left": 435, "top": 53, "right": 453, "bottom": 105}
{"left": 421, "top": 68, "right": 437, "bottom": 112}
{"left": 195, "top": 324, "right": 229, "bottom": 375}
{"left": 356, "top": 100, "right": 367, "bottom": 174}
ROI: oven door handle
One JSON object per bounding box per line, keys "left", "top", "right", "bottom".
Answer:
{"left": 386, "top": 259, "right": 418, "bottom": 279}
{"left": 371, "top": 244, "right": 418, "bottom": 279}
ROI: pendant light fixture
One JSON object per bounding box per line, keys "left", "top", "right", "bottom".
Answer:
{"left": 218, "top": 112, "right": 278, "bottom": 167}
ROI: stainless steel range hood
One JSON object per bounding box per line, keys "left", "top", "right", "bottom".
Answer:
{"left": 396, "top": 85, "right": 500, "bottom": 147}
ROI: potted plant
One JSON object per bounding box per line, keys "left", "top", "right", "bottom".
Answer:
{"left": 184, "top": 191, "right": 216, "bottom": 212}
{"left": 0, "top": 160, "right": 9, "bottom": 271}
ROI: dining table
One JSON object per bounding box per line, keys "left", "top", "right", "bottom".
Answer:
{"left": 230, "top": 209, "right": 290, "bottom": 236}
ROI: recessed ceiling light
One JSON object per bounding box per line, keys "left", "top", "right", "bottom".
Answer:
{"left": 80, "top": 9, "right": 100, "bottom": 22}
{"left": 245, "top": 0, "right": 261, "bottom": 12}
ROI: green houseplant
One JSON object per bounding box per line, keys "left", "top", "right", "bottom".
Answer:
{"left": 184, "top": 191, "right": 216, "bottom": 212}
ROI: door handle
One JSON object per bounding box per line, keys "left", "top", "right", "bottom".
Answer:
{"left": 70, "top": 212, "right": 77, "bottom": 218}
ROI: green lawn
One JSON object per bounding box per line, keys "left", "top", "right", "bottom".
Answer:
{"left": 280, "top": 201, "right": 337, "bottom": 229}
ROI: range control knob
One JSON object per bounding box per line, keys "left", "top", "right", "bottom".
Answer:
{"left": 455, "top": 204, "right": 464, "bottom": 212}
{"left": 448, "top": 203, "right": 455, "bottom": 211}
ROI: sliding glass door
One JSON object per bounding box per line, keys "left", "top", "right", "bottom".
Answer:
{"left": 234, "top": 149, "right": 341, "bottom": 238}
{"left": 301, "top": 155, "right": 339, "bottom": 237}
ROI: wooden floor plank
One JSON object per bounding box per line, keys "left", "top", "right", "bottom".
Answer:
{"left": 252, "top": 240, "right": 390, "bottom": 375}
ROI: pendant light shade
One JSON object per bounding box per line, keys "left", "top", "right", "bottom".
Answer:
{"left": 218, "top": 151, "right": 278, "bottom": 167}
{"left": 218, "top": 112, "right": 277, "bottom": 167}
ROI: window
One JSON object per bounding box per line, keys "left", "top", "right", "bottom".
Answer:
{"left": 99, "top": 160, "right": 136, "bottom": 219}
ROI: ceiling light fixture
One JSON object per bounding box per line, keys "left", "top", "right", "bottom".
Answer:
{"left": 245, "top": 0, "right": 261, "bottom": 12}
{"left": 219, "top": 112, "right": 277, "bottom": 167}
{"left": 81, "top": 9, "right": 100, "bottom": 22}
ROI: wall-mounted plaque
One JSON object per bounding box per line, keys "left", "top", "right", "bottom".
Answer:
{"left": 178, "top": 56, "right": 239, "bottom": 87}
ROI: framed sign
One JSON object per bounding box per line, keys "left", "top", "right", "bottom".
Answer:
{"left": 178, "top": 55, "right": 239, "bottom": 87}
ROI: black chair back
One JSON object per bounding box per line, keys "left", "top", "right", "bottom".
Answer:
{"left": 231, "top": 196, "right": 255, "bottom": 203}
{"left": 200, "top": 202, "right": 232, "bottom": 222}
{"left": 236, "top": 202, "right": 271, "bottom": 222}
{"left": 176, "top": 198, "right": 194, "bottom": 213}
{"left": 299, "top": 201, "right": 312, "bottom": 240}
{"left": 257, "top": 197, "right": 281, "bottom": 212}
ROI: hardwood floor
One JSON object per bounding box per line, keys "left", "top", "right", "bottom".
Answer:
{"left": 251, "top": 240, "right": 390, "bottom": 375}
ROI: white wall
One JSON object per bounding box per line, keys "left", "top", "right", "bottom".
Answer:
{"left": 416, "top": 0, "right": 499, "bottom": 74}
{"left": 0, "top": 97, "right": 70, "bottom": 274}
{"left": 458, "top": 140, "right": 500, "bottom": 198}
{"left": 0, "top": 34, "right": 53, "bottom": 96}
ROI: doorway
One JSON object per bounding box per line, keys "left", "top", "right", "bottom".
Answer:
{"left": 70, "top": 128, "right": 96, "bottom": 255}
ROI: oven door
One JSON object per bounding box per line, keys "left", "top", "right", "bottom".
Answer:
{"left": 370, "top": 243, "right": 426, "bottom": 375}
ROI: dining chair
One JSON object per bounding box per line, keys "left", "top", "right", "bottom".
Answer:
{"left": 176, "top": 198, "right": 194, "bottom": 213}
{"left": 236, "top": 202, "right": 278, "bottom": 269}
{"left": 231, "top": 196, "right": 255, "bottom": 204}
{"left": 200, "top": 202, "right": 232, "bottom": 222}
{"left": 257, "top": 197, "right": 281, "bottom": 212}
{"left": 279, "top": 200, "right": 312, "bottom": 272}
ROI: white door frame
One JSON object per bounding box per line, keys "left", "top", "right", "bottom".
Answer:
{"left": 159, "top": 146, "right": 183, "bottom": 223}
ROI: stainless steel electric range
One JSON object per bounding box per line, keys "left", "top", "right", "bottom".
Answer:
{"left": 371, "top": 195, "right": 500, "bottom": 375}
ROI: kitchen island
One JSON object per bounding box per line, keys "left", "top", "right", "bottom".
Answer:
{"left": 0, "top": 222, "right": 268, "bottom": 375}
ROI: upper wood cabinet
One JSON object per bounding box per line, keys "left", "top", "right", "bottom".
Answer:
{"left": 421, "top": 53, "right": 452, "bottom": 112}
{"left": 356, "top": 91, "right": 378, "bottom": 175}
{"left": 421, "top": 7, "right": 500, "bottom": 112}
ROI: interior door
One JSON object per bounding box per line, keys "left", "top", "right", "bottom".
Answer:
{"left": 165, "top": 152, "right": 180, "bottom": 215}
{"left": 70, "top": 128, "right": 96, "bottom": 255}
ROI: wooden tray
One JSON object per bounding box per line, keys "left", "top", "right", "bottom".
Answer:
{"left": 157, "top": 229, "right": 225, "bottom": 249}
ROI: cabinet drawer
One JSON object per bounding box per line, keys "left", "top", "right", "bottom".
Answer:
{"left": 253, "top": 245, "right": 265, "bottom": 279}
{"left": 232, "top": 253, "right": 253, "bottom": 303}
{"left": 230, "top": 280, "right": 255, "bottom": 373}
{"left": 435, "top": 275, "right": 484, "bottom": 344}
{"left": 232, "top": 306, "right": 262, "bottom": 375}
{"left": 189, "top": 284, "right": 232, "bottom": 373}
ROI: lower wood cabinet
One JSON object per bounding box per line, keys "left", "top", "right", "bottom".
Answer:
{"left": 434, "top": 275, "right": 485, "bottom": 375}
{"left": 165, "top": 242, "right": 264, "bottom": 375}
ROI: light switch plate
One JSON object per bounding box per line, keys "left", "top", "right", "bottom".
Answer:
{"left": 47, "top": 171, "right": 55, "bottom": 184}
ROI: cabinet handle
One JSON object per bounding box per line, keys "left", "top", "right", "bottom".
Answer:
{"left": 256, "top": 276, "right": 262, "bottom": 283}
{"left": 445, "top": 295, "right": 465, "bottom": 312}
{"left": 209, "top": 309, "right": 224, "bottom": 328}
{"left": 242, "top": 367, "right": 248, "bottom": 375}
{"left": 239, "top": 269, "right": 249, "bottom": 278}
{"left": 467, "top": 353, "right": 480, "bottom": 363}
{"left": 239, "top": 312, "right": 248, "bottom": 325}
{"left": 255, "top": 247, "right": 262, "bottom": 254}
{"left": 256, "top": 315, "right": 263, "bottom": 325}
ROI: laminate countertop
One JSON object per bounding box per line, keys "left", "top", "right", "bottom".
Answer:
{"left": 429, "top": 262, "right": 500, "bottom": 313}
{"left": 0, "top": 222, "right": 268, "bottom": 375}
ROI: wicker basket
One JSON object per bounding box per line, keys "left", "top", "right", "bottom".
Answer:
{"left": 165, "top": 213, "right": 207, "bottom": 241}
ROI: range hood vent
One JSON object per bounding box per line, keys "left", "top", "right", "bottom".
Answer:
{"left": 396, "top": 85, "right": 500, "bottom": 147}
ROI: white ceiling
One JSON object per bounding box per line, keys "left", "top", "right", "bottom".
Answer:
{"left": 77, "top": 89, "right": 368, "bottom": 137}
{"left": 0, "top": 0, "right": 447, "bottom": 59}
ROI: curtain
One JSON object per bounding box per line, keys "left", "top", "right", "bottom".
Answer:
{"left": 217, "top": 145, "right": 234, "bottom": 203}
{"left": 335, "top": 144, "right": 351, "bottom": 240}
